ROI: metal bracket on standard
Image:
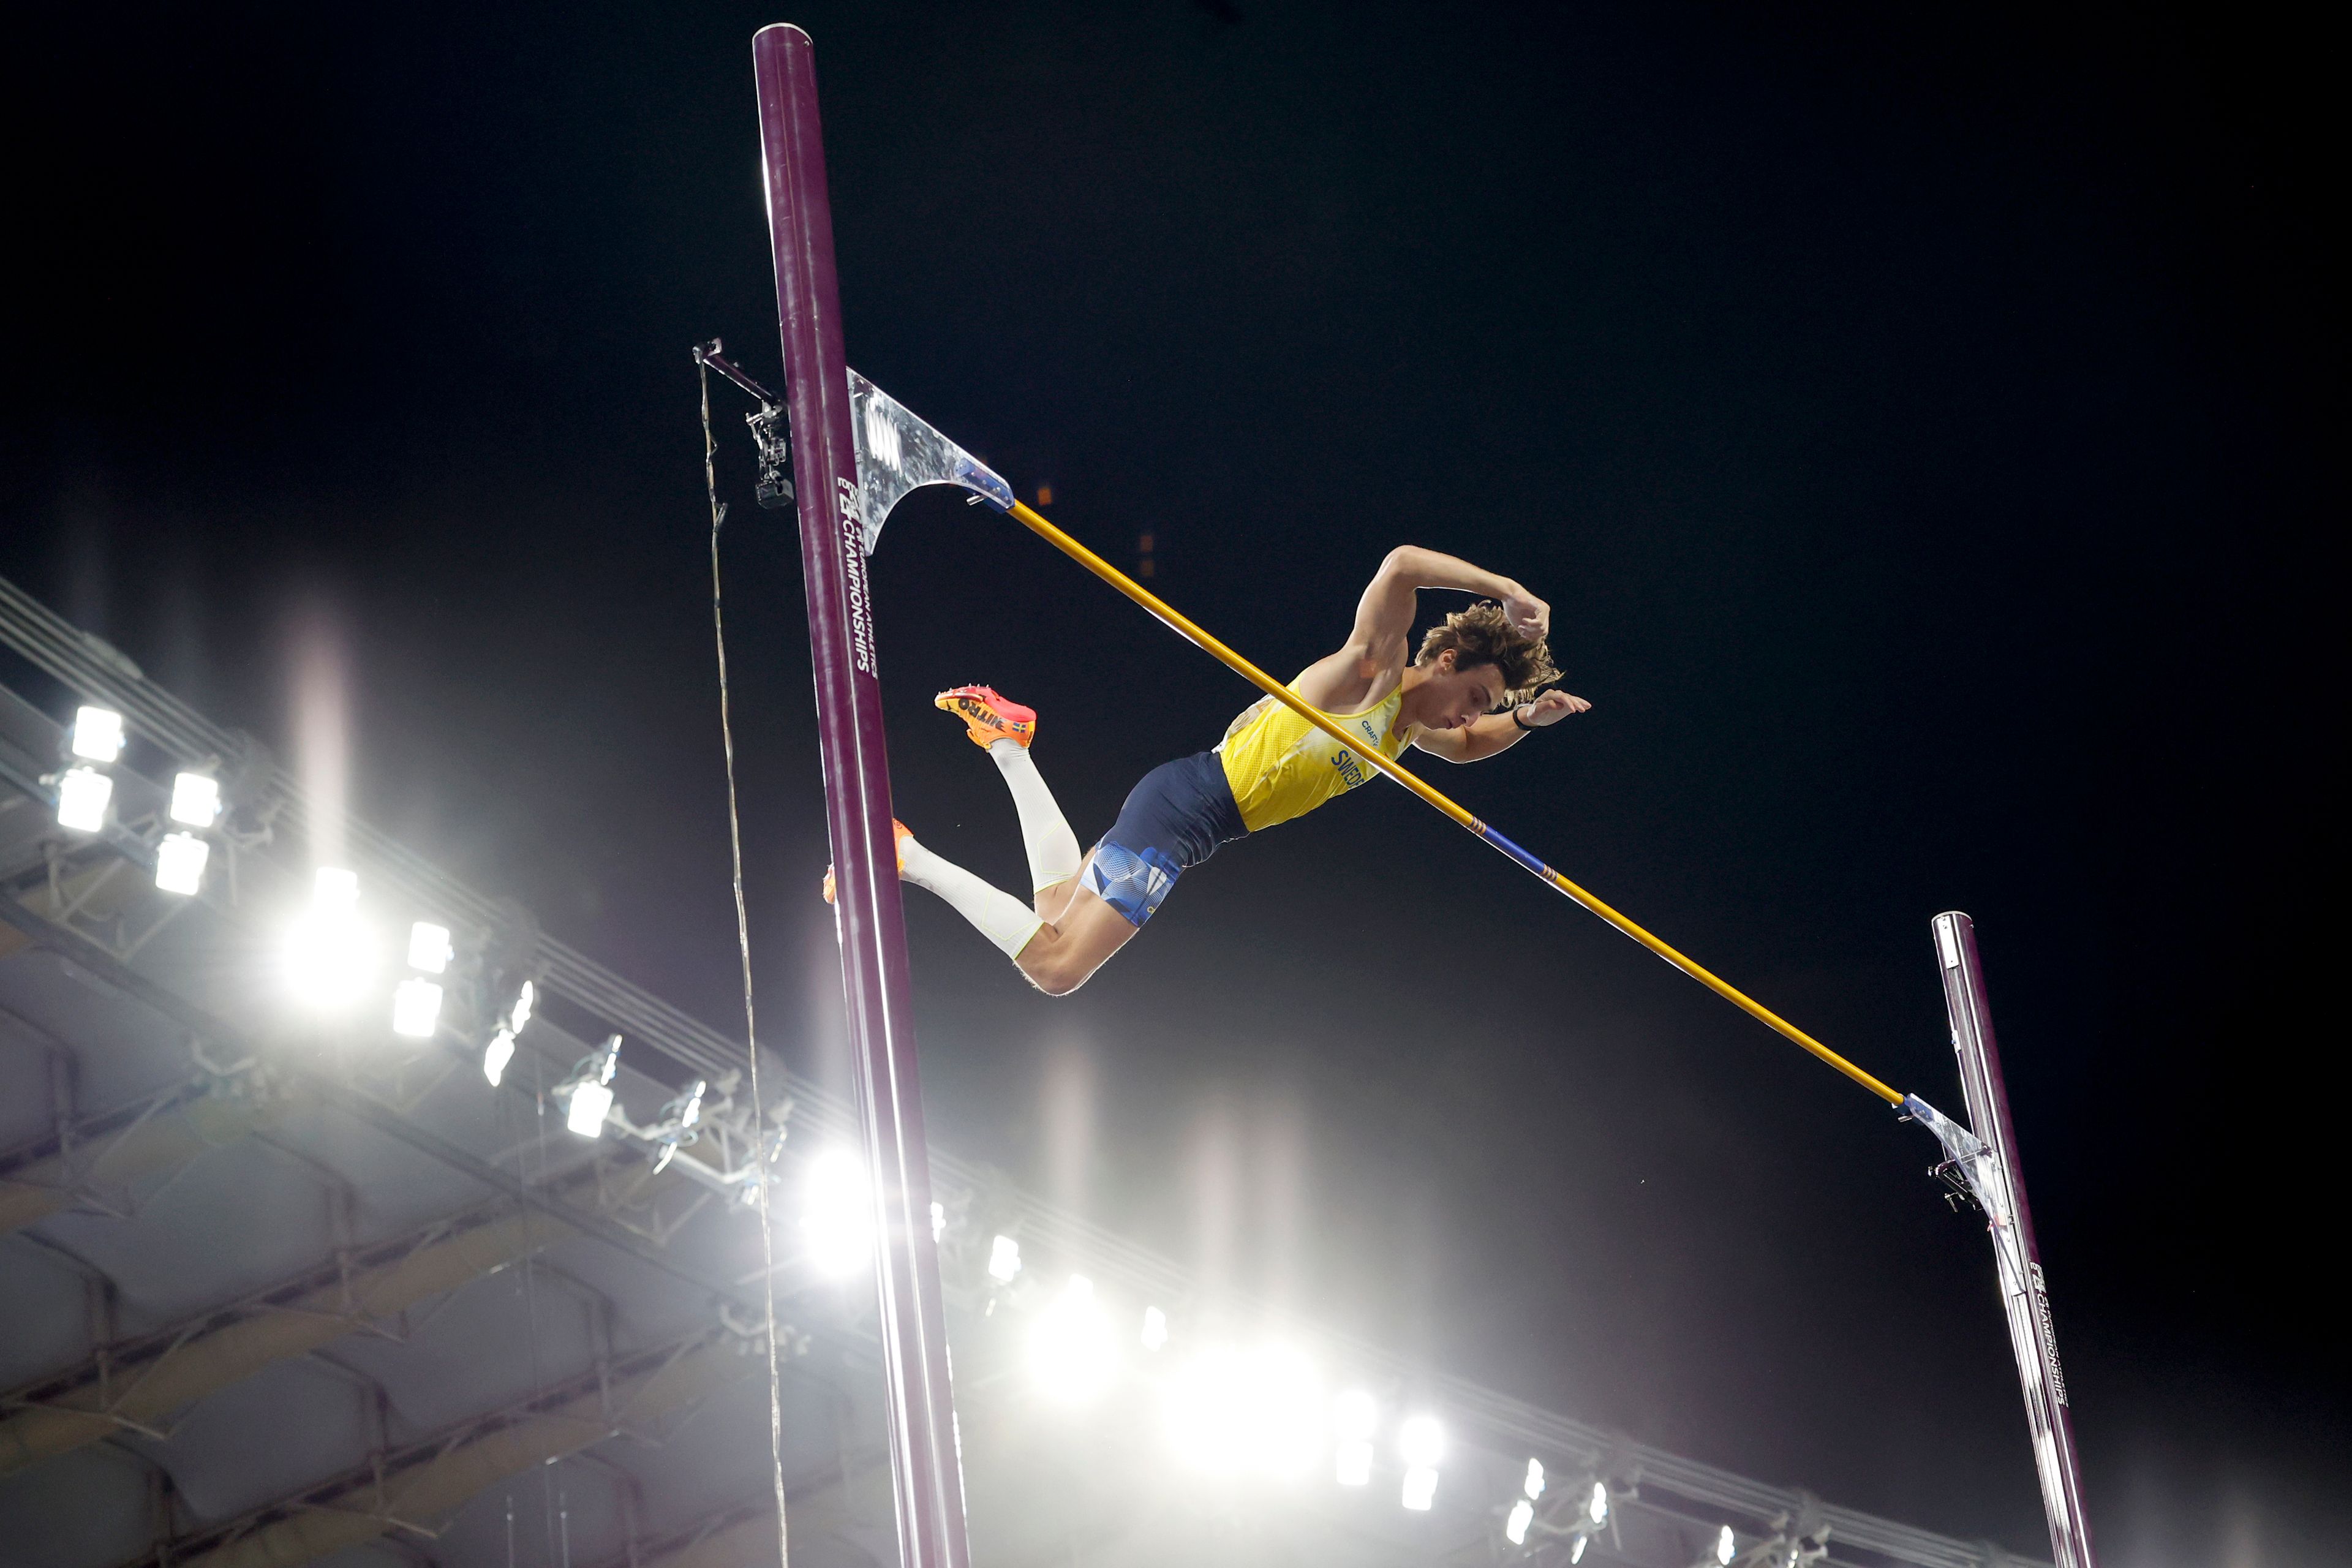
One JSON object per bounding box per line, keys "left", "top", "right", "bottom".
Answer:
{"left": 696, "top": 340, "right": 1014, "bottom": 548}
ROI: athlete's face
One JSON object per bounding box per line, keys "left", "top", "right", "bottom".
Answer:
{"left": 1419, "top": 654, "right": 1509, "bottom": 731}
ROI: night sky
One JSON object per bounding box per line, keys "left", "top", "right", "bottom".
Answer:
{"left": 4, "top": 4, "right": 2337, "bottom": 1564}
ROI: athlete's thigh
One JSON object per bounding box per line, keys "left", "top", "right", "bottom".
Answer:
{"left": 1027, "top": 881, "right": 1140, "bottom": 986}
{"left": 1034, "top": 848, "right": 1097, "bottom": 924}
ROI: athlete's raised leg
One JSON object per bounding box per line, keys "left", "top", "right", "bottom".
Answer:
{"left": 1012, "top": 878, "right": 1137, "bottom": 995}
{"left": 935, "top": 685, "right": 1083, "bottom": 913}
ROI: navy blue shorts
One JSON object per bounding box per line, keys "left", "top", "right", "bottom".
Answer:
{"left": 1082, "top": 750, "right": 1248, "bottom": 927}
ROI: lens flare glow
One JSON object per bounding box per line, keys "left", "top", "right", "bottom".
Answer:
{"left": 284, "top": 870, "right": 375, "bottom": 1009}
{"left": 1028, "top": 1275, "right": 1117, "bottom": 1403}
{"left": 804, "top": 1149, "right": 873, "bottom": 1278}
{"left": 1164, "top": 1344, "right": 1325, "bottom": 1479}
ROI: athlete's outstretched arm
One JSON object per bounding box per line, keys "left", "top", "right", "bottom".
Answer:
{"left": 1296, "top": 546, "right": 1550, "bottom": 711}
{"left": 1414, "top": 688, "right": 1591, "bottom": 763}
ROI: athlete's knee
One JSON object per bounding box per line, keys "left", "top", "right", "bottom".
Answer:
{"left": 1017, "top": 934, "right": 1095, "bottom": 997}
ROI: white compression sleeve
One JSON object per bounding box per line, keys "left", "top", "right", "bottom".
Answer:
{"left": 898, "top": 834, "right": 1045, "bottom": 960}
{"left": 989, "top": 739, "right": 1084, "bottom": 893}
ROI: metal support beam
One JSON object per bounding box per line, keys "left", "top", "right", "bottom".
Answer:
{"left": 1931, "top": 913, "right": 2097, "bottom": 1568}
{"left": 133, "top": 1333, "right": 747, "bottom": 1568}
{"left": 0, "top": 1075, "right": 295, "bottom": 1235}
{"left": 0, "top": 1199, "right": 575, "bottom": 1472}
{"left": 753, "top": 24, "right": 968, "bottom": 1568}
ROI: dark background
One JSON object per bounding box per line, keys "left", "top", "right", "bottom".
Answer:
{"left": 3, "top": 2, "right": 2338, "bottom": 1562}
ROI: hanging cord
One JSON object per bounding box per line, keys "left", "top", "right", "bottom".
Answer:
{"left": 703, "top": 356, "right": 792, "bottom": 1567}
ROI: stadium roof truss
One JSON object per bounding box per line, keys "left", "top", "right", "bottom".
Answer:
{"left": 0, "top": 573, "right": 2046, "bottom": 1568}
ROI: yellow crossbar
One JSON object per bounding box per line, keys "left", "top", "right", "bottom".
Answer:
{"left": 1003, "top": 500, "right": 1904, "bottom": 1106}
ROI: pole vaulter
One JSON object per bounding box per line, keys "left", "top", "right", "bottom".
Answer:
{"left": 731, "top": 22, "right": 2094, "bottom": 1567}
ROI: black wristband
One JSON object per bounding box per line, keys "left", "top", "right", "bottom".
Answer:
{"left": 1512, "top": 704, "right": 1538, "bottom": 731}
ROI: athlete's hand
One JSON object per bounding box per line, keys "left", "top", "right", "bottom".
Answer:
{"left": 1515, "top": 690, "right": 1590, "bottom": 727}
{"left": 1499, "top": 584, "right": 1550, "bottom": 639}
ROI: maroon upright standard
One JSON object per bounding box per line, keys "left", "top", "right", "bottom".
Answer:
{"left": 754, "top": 24, "right": 973, "bottom": 1568}
{"left": 1932, "top": 912, "right": 2097, "bottom": 1568}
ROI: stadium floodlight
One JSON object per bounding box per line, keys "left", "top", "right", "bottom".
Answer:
{"left": 407, "top": 921, "right": 452, "bottom": 973}
{"left": 70, "top": 706, "right": 124, "bottom": 763}
{"left": 56, "top": 767, "right": 112, "bottom": 832}
{"left": 1525, "top": 1458, "right": 1547, "bottom": 1500}
{"left": 482, "top": 1028, "right": 516, "bottom": 1087}
{"left": 1333, "top": 1387, "right": 1376, "bottom": 1487}
{"left": 1587, "top": 1480, "right": 1608, "bottom": 1526}
{"left": 1506, "top": 1498, "right": 1534, "bottom": 1545}
{"left": 562, "top": 1034, "right": 620, "bottom": 1137}
{"left": 566, "top": 1077, "right": 614, "bottom": 1136}
{"left": 1028, "top": 1275, "right": 1117, "bottom": 1403}
{"left": 1400, "top": 1414, "right": 1442, "bottom": 1512}
{"left": 804, "top": 1148, "right": 874, "bottom": 1277}
{"left": 1141, "top": 1304, "right": 1169, "bottom": 1352}
{"left": 154, "top": 831, "right": 209, "bottom": 895}
{"left": 285, "top": 868, "right": 375, "bottom": 1008}
{"left": 1716, "top": 1524, "right": 1737, "bottom": 1565}
{"left": 391, "top": 976, "right": 444, "bottom": 1038}
{"left": 168, "top": 772, "right": 221, "bottom": 827}
{"left": 987, "top": 1234, "right": 1022, "bottom": 1283}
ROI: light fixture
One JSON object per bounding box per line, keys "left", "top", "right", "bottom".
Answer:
{"left": 1570, "top": 1536, "right": 1588, "bottom": 1564}
{"left": 168, "top": 772, "right": 221, "bottom": 827}
{"left": 284, "top": 867, "right": 375, "bottom": 1008}
{"left": 675, "top": 1079, "right": 706, "bottom": 1129}
{"left": 563, "top": 1034, "right": 620, "bottom": 1137}
{"left": 987, "top": 1234, "right": 1022, "bottom": 1283}
{"left": 930, "top": 1200, "right": 946, "bottom": 1242}
{"left": 1587, "top": 1480, "right": 1608, "bottom": 1526}
{"left": 1506, "top": 1498, "right": 1534, "bottom": 1545}
{"left": 1141, "top": 1304, "right": 1169, "bottom": 1352}
{"left": 391, "top": 976, "right": 444, "bottom": 1038}
{"left": 56, "top": 767, "right": 112, "bottom": 832}
{"left": 483, "top": 1028, "right": 516, "bottom": 1087}
{"left": 1027, "top": 1275, "right": 1117, "bottom": 1403}
{"left": 1716, "top": 1524, "right": 1738, "bottom": 1566}
{"left": 1400, "top": 1415, "right": 1442, "bottom": 1512}
{"left": 69, "top": 706, "right": 124, "bottom": 763}
{"left": 1525, "top": 1457, "right": 1547, "bottom": 1500}
{"left": 507, "top": 978, "right": 536, "bottom": 1033}
{"left": 407, "top": 921, "right": 452, "bottom": 973}
{"left": 154, "top": 831, "right": 210, "bottom": 895}
{"left": 804, "top": 1148, "right": 873, "bottom": 1277}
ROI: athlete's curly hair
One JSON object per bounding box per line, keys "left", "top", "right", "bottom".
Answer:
{"left": 1414, "top": 601, "right": 1561, "bottom": 708}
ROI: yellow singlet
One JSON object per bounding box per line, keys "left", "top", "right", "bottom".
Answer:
{"left": 1215, "top": 683, "right": 1415, "bottom": 834}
